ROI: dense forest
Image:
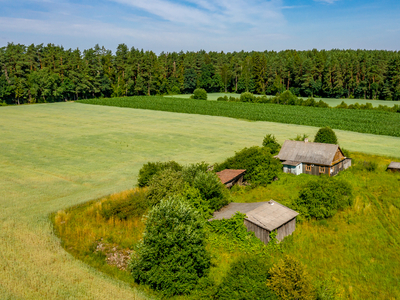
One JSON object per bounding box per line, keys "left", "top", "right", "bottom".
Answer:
{"left": 1, "top": 43, "right": 400, "bottom": 104}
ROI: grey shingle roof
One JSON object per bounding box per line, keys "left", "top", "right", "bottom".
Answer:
{"left": 276, "top": 140, "right": 341, "bottom": 166}
{"left": 388, "top": 161, "right": 400, "bottom": 169}
{"left": 210, "top": 200, "right": 299, "bottom": 231}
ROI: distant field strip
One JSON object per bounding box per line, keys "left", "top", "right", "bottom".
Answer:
{"left": 166, "top": 93, "right": 399, "bottom": 107}
{"left": 0, "top": 102, "right": 399, "bottom": 299}
{"left": 79, "top": 96, "right": 400, "bottom": 137}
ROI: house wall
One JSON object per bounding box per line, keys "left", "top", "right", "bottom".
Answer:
{"left": 244, "top": 219, "right": 271, "bottom": 245}
{"left": 244, "top": 218, "right": 297, "bottom": 245}
{"left": 283, "top": 164, "right": 303, "bottom": 175}
{"left": 302, "top": 164, "right": 330, "bottom": 176}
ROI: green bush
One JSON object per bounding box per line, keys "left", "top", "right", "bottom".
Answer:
{"left": 314, "top": 127, "right": 338, "bottom": 144}
{"left": 240, "top": 92, "right": 255, "bottom": 102}
{"left": 262, "top": 134, "right": 281, "bottom": 154}
{"left": 130, "top": 196, "right": 210, "bottom": 296}
{"left": 215, "top": 255, "right": 278, "bottom": 300}
{"left": 146, "top": 168, "right": 186, "bottom": 206}
{"left": 295, "top": 176, "right": 353, "bottom": 219}
{"left": 101, "top": 188, "right": 148, "bottom": 220}
{"left": 290, "top": 133, "right": 310, "bottom": 142}
{"left": 181, "top": 162, "right": 209, "bottom": 184}
{"left": 215, "top": 146, "right": 282, "bottom": 186}
{"left": 137, "top": 161, "right": 182, "bottom": 187}
{"left": 192, "top": 171, "right": 229, "bottom": 211}
{"left": 192, "top": 88, "right": 207, "bottom": 100}
{"left": 267, "top": 255, "right": 316, "bottom": 300}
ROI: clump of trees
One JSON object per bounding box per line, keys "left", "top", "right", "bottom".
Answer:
{"left": 214, "top": 146, "right": 282, "bottom": 186}
{"left": 314, "top": 127, "right": 338, "bottom": 144}
{"left": 262, "top": 134, "right": 281, "bottom": 154}
{"left": 130, "top": 196, "right": 211, "bottom": 296}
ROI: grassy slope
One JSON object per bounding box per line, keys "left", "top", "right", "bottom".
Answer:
{"left": 231, "top": 154, "right": 400, "bottom": 299}
{"left": 166, "top": 93, "right": 399, "bottom": 107}
{"left": 78, "top": 97, "right": 400, "bottom": 137}
{"left": 1, "top": 102, "right": 400, "bottom": 298}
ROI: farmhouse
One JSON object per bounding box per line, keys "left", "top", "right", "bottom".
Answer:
{"left": 276, "top": 140, "right": 351, "bottom": 176}
{"left": 387, "top": 162, "right": 400, "bottom": 172}
{"left": 211, "top": 200, "right": 299, "bottom": 245}
{"left": 216, "top": 169, "right": 246, "bottom": 188}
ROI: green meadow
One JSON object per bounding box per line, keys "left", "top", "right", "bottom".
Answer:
{"left": 165, "top": 93, "right": 399, "bottom": 107}
{"left": 1, "top": 102, "right": 400, "bottom": 298}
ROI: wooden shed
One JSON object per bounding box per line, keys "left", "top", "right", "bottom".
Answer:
{"left": 387, "top": 162, "right": 400, "bottom": 172}
{"left": 276, "top": 140, "right": 351, "bottom": 176}
{"left": 210, "top": 200, "right": 299, "bottom": 245}
{"left": 216, "top": 169, "right": 246, "bottom": 188}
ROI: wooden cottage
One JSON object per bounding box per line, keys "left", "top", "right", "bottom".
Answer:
{"left": 216, "top": 169, "right": 246, "bottom": 188}
{"left": 276, "top": 140, "right": 351, "bottom": 176}
{"left": 387, "top": 162, "right": 400, "bottom": 172}
{"left": 210, "top": 200, "right": 299, "bottom": 245}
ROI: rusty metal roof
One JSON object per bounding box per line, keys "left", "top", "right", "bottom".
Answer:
{"left": 388, "top": 162, "right": 400, "bottom": 169}
{"left": 216, "top": 169, "right": 246, "bottom": 184}
{"left": 210, "top": 200, "right": 299, "bottom": 231}
{"left": 276, "top": 140, "right": 341, "bottom": 166}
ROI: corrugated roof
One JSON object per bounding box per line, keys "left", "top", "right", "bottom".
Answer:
{"left": 210, "top": 200, "right": 299, "bottom": 231}
{"left": 388, "top": 162, "right": 400, "bottom": 169}
{"left": 216, "top": 169, "right": 246, "bottom": 184}
{"left": 276, "top": 140, "right": 340, "bottom": 166}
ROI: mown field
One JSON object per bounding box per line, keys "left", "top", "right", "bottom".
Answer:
{"left": 165, "top": 93, "right": 399, "bottom": 107}
{"left": 78, "top": 96, "right": 400, "bottom": 137}
{"left": 1, "top": 102, "right": 400, "bottom": 299}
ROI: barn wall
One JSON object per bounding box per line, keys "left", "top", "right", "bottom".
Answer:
{"left": 276, "top": 218, "right": 296, "bottom": 241}
{"left": 244, "top": 219, "right": 270, "bottom": 245}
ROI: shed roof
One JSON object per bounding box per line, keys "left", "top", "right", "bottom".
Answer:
{"left": 276, "top": 140, "right": 342, "bottom": 166}
{"left": 216, "top": 169, "right": 246, "bottom": 184}
{"left": 283, "top": 160, "right": 302, "bottom": 166}
{"left": 388, "top": 161, "right": 400, "bottom": 169}
{"left": 211, "top": 200, "right": 299, "bottom": 231}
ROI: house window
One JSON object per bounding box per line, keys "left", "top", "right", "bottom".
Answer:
{"left": 306, "top": 165, "right": 311, "bottom": 172}
{"left": 319, "top": 166, "right": 325, "bottom": 173}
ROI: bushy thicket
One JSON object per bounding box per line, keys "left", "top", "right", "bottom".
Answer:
{"left": 262, "top": 134, "right": 281, "bottom": 154}
{"left": 267, "top": 255, "right": 316, "bottom": 300}
{"left": 295, "top": 176, "right": 353, "bottom": 219}
{"left": 215, "top": 146, "right": 282, "bottom": 186}
{"left": 314, "top": 127, "right": 338, "bottom": 144}
{"left": 215, "top": 255, "right": 278, "bottom": 300}
{"left": 130, "top": 197, "right": 211, "bottom": 296}
{"left": 137, "top": 161, "right": 182, "bottom": 187}
{"left": 191, "top": 88, "right": 207, "bottom": 100}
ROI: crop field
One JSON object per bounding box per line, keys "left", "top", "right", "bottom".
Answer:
{"left": 79, "top": 96, "right": 400, "bottom": 137}
{"left": 1, "top": 102, "right": 400, "bottom": 299}
{"left": 165, "top": 93, "right": 399, "bottom": 107}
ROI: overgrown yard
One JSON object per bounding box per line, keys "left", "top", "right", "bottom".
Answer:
{"left": 1, "top": 102, "right": 400, "bottom": 298}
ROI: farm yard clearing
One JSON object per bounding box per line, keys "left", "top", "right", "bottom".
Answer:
{"left": 1, "top": 102, "right": 400, "bottom": 299}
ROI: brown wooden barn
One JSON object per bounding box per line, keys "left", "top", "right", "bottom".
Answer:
{"left": 387, "top": 162, "right": 400, "bottom": 172}
{"left": 276, "top": 140, "right": 351, "bottom": 176}
{"left": 216, "top": 169, "right": 246, "bottom": 188}
{"left": 210, "top": 200, "right": 299, "bottom": 245}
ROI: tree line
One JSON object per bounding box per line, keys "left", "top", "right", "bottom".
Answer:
{"left": 1, "top": 43, "right": 400, "bottom": 104}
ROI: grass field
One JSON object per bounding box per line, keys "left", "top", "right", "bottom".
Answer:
{"left": 79, "top": 96, "right": 400, "bottom": 137}
{"left": 1, "top": 102, "right": 400, "bottom": 299}
{"left": 166, "top": 93, "right": 399, "bottom": 107}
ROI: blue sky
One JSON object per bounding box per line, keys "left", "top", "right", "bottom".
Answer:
{"left": 0, "top": 0, "right": 399, "bottom": 53}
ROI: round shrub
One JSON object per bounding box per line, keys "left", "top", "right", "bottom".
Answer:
{"left": 137, "top": 161, "right": 182, "bottom": 187}
{"left": 295, "top": 176, "right": 353, "bottom": 219}
{"left": 262, "top": 134, "right": 280, "bottom": 154}
{"left": 240, "top": 92, "right": 255, "bottom": 102}
{"left": 267, "top": 255, "right": 315, "bottom": 300}
{"left": 314, "top": 127, "right": 338, "bottom": 144}
{"left": 192, "top": 171, "right": 228, "bottom": 211}
{"left": 130, "top": 196, "right": 211, "bottom": 296}
{"left": 192, "top": 88, "right": 207, "bottom": 100}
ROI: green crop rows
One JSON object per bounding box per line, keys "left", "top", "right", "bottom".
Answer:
{"left": 78, "top": 96, "right": 400, "bottom": 137}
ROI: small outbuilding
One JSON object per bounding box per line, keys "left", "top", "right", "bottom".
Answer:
{"left": 276, "top": 140, "right": 351, "bottom": 176}
{"left": 210, "top": 200, "right": 299, "bottom": 245}
{"left": 387, "top": 162, "right": 400, "bottom": 172}
{"left": 216, "top": 169, "right": 246, "bottom": 188}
